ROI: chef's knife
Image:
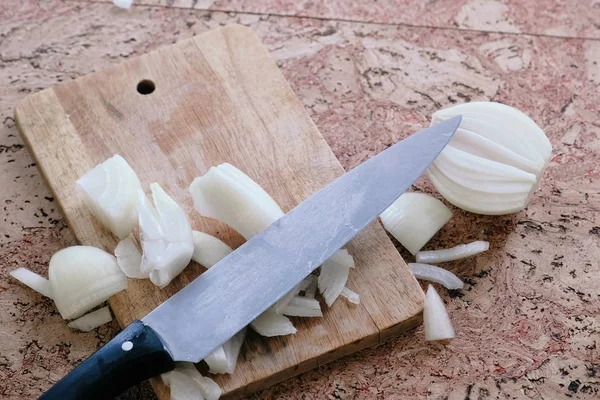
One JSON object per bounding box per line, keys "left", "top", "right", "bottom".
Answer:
{"left": 39, "top": 116, "right": 461, "bottom": 400}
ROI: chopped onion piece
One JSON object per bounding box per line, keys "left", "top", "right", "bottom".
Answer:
{"left": 429, "top": 102, "right": 552, "bottom": 215}
{"left": 250, "top": 309, "right": 297, "bottom": 337}
{"left": 204, "top": 328, "right": 246, "bottom": 374}
{"left": 282, "top": 296, "right": 323, "bottom": 317}
{"left": 49, "top": 246, "right": 127, "bottom": 319}
{"left": 68, "top": 306, "right": 112, "bottom": 332}
{"left": 9, "top": 267, "right": 54, "bottom": 299}
{"left": 423, "top": 285, "right": 455, "bottom": 341}
{"left": 168, "top": 370, "right": 203, "bottom": 400}
{"left": 138, "top": 183, "right": 194, "bottom": 288}
{"left": 192, "top": 231, "right": 232, "bottom": 268}
{"left": 114, "top": 237, "right": 147, "bottom": 279}
{"left": 380, "top": 192, "right": 452, "bottom": 255}
{"left": 408, "top": 263, "right": 464, "bottom": 290}
{"left": 175, "top": 363, "right": 222, "bottom": 400}
{"left": 113, "top": 0, "right": 133, "bottom": 8}
{"left": 416, "top": 241, "right": 489, "bottom": 264}
{"left": 340, "top": 287, "right": 360, "bottom": 304}
{"left": 76, "top": 155, "right": 142, "bottom": 239}
{"left": 318, "top": 249, "right": 354, "bottom": 307}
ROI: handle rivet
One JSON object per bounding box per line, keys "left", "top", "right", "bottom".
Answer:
{"left": 121, "top": 341, "right": 134, "bottom": 351}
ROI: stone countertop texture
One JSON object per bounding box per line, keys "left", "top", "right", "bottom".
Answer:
{"left": 1, "top": 0, "right": 599, "bottom": 399}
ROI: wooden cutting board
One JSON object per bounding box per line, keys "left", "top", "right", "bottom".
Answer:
{"left": 15, "top": 25, "right": 424, "bottom": 399}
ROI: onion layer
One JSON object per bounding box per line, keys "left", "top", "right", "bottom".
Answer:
{"left": 68, "top": 306, "right": 113, "bottom": 332}
{"left": 250, "top": 309, "right": 297, "bottom": 337}
{"left": 423, "top": 285, "right": 455, "bottom": 341}
{"left": 192, "top": 231, "right": 233, "bottom": 268}
{"left": 408, "top": 263, "right": 464, "bottom": 290}
{"left": 416, "top": 241, "right": 489, "bottom": 264}
{"left": 318, "top": 249, "right": 355, "bottom": 307}
{"left": 282, "top": 296, "right": 323, "bottom": 317}
{"left": 114, "top": 237, "right": 147, "bottom": 279}
{"left": 204, "top": 328, "right": 246, "bottom": 375}
{"left": 9, "top": 267, "right": 54, "bottom": 299}
{"left": 380, "top": 192, "right": 452, "bottom": 254}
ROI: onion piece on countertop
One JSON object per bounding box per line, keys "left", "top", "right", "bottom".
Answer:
{"left": 138, "top": 183, "right": 194, "bottom": 288}
{"left": 68, "top": 306, "right": 112, "bottom": 332}
{"left": 282, "top": 296, "right": 323, "bottom": 317}
{"left": 408, "top": 263, "right": 464, "bottom": 290}
{"left": 416, "top": 241, "right": 489, "bottom": 264}
{"left": 340, "top": 287, "right": 360, "bottom": 305}
{"left": 428, "top": 102, "right": 552, "bottom": 215}
{"left": 49, "top": 246, "right": 127, "bottom": 320}
{"left": 192, "top": 231, "right": 233, "bottom": 268}
{"left": 114, "top": 237, "right": 147, "bottom": 279}
{"left": 250, "top": 309, "right": 297, "bottom": 337}
{"left": 204, "top": 328, "right": 247, "bottom": 375}
{"left": 318, "top": 249, "right": 355, "bottom": 307}
{"left": 76, "top": 155, "right": 142, "bottom": 239}
{"left": 423, "top": 285, "right": 455, "bottom": 341}
{"left": 9, "top": 267, "right": 54, "bottom": 299}
{"left": 380, "top": 192, "right": 452, "bottom": 255}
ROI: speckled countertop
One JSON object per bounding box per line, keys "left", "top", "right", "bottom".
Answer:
{"left": 1, "top": 1, "right": 599, "bottom": 399}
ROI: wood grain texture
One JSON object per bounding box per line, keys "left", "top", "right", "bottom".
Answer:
{"left": 15, "top": 25, "right": 424, "bottom": 398}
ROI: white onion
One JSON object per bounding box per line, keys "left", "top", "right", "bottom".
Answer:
{"left": 76, "top": 155, "right": 142, "bottom": 239}
{"left": 428, "top": 102, "right": 552, "bottom": 215}
{"left": 423, "top": 285, "right": 455, "bottom": 341}
{"left": 340, "top": 287, "right": 360, "bottom": 305}
{"left": 408, "top": 263, "right": 464, "bottom": 290}
{"left": 68, "top": 306, "right": 113, "bottom": 332}
{"left": 49, "top": 246, "right": 127, "bottom": 319}
{"left": 250, "top": 309, "right": 297, "bottom": 337}
{"left": 114, "top": 237, "right": 147, "bottom": 279}
{"left": 416, "top": 241, "right": 489, "bottom": 264}
{"left": 380, "top": 192, "right": 452, "bottom": 255}
{"left": 9, "top": 267, "right": 54, "bottom": 299}
{"left": 175, "top": 363, "right": 222, "bottom": 400}
{"left": 167, "top": 370, "right": 203, "bottom": 400}
{"left": 192, "top": 231, "right": 232, "bottom": 268}
{"left": 273, "top": 282, "right": 303, "bottom": 314}
{"left": 204, "top": 328, "right": 246, "bottom": 375}
{"left": 282, "top": 296, "right": 323, "bottom": 317}
{"left": 113, "top": 0, "right": 133, "bottom": 8}
{"left": 138, "top": 183, "right": 194, "bottom": 288}
{"left": 318, "top": 249, "right": 355, "bottom": 307}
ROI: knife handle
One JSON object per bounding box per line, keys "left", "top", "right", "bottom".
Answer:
{"left": 39, "top": 320, "right": 175, "bottom": 400}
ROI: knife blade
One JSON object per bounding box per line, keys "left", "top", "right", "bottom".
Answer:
{"left": 40, "top": 115, "right": 461, "bottom": 400}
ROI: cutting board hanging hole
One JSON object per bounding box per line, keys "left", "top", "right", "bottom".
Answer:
{"left": 136, "top": 79, "right": 155, "bottom": 95}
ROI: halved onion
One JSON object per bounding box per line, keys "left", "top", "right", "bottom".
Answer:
{"left": 428, "top": 102, "right": 552, "bottom": 215}
{"left": 192, "top": 231, "right": 233, "bottom": 268}
{"left": 408, "top": 263, "right": 464, "bottom": 290}
{"left": 114, "top": 237, "right": 147, "bottom": 279}
{"left": 76, "top": 155, "right": 142, "bottom": 239}
{"left": 138, "top": 183, "right": 194, "bottom": 288}
{"left": 416, "top": 241, "right": 489, "bottom": 264}
{"left": 423, "top": 285, "right": 455, "bottom": 341}
{"left": 9, "top": 267, "right": 54, "bottom": 299}
{"left": 49, "top": 246, "right": 127, "bottom": 319}
{"left": 68, "top": 306, "right": 113, "bottom": 332}
{"left": 380, "top": 192, "right": 452, "bottom": 254}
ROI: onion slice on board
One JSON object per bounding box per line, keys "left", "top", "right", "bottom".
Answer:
{"left": 250, "top": 309, "right": 297, "bottom": 337}
{"left": 423, "top": 285, "right": 455, "bottom": 341}
{"left": 68, "top": 306, "right": 112, "bottom": 332}
{"left": 318, "top": 249, "right": 355, "bottom": 307}
{"left": 380, "top": 192, "right": 452, "bottom": 255}
{"left": 138, "top": 183, "right": 194, "bottom": 288}
{"left": 9, "top": 267, "right": 54, "bottom": 299}
{"left": 49, "top": 246, "right": 127, "bottom": 320}
{"left": 114, "top": 237, "right": 147, "bottom": 279}
{"left": 416, "top": 241, "right": 489, "bottom": 264}
{"left": 192, "top": 231, "right": 233, "bottom": 268}
{"left": 204, "top": 328, "right": 247, "bottom": 375}
{"left": 76, "top": 155, "right": 142, "bottom": 239}
{"left": 282, "top": 296, "right": 323, "bottom": 317}
{"left": 340, "top": 287, "right": 360, "bottom": 304}
{"left": 408, "top": 263, "right": 464, "bottom": 290}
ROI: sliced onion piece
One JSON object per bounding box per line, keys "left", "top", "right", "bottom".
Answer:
{"left": 282, "top": 296, "right": 323, "bottom": 317}
{"left": 318, "top": 249, "right": 354, "bottom": 307}
{"left": 167, "top": 370, "right": 203, "bottom": 400}
{"left": 68, "top": 306, "right": 112, "bottom": 332}
{"left": 175, "top": 363, "right": 222, "bottom": 400}
{"left": 204, "top": 328, "right": 246, "bottom": 374}
{"left": 340, "top": 287, "right": 360, "bottom": 304}
{"left": 250, "top": 309, "right": 297, "bottom": 337}
{"left": 380, "top": 192, "right": 452, "bottom": 255}
{"left": 273, "top": 282, "right": 303, "bottom": 314}
{"left": 192, "top": 231, "right": 232, "bottom": 268}
{"left": 423, "top": 285, "right": 455, "bottom": 341}
{"left": 429, "top": 102, "right": 552, "bottom": 215}
{"left": 9, "top": 267, "right": 54, "bottom": 299}
{"left": 416, "top": 241, "right": 489, "bottom": 264}
{"left": 76, "top": 155, "right": 142, "bottom": 239}
{"left": 408, "top": 263, "right": 464, "bottom": 290}
{"left": 49, "top": 246, "right": 127, "bottom": 319}
{"left": 138, "top": 183, "right": 194, "bottom": 288}
{"left": 114, "top": 237, "right": 147, "bottom": 279}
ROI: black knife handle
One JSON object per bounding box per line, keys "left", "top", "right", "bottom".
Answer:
{"left": 39, "top": 320, "right": 175, "bottom": 400}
